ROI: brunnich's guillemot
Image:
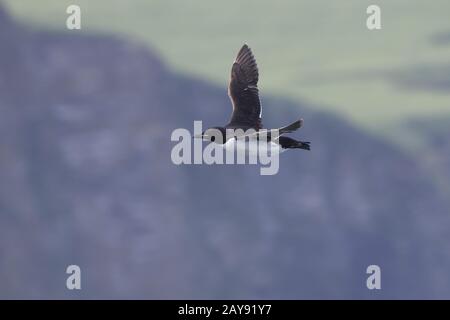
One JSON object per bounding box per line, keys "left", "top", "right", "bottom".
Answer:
{"left": 194, "top": 44, "right": 310, "bottom": 154}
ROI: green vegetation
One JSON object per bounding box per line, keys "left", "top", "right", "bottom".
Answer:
{"left": 3, "top": 0, "right": 450, "bottom": 147}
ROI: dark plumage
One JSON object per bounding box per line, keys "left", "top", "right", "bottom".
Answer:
{"left": 227, "top": 44, "right": 262, "bottom": 130}
{"left": 196, "top": 44, "right": 311, "bottom": 151}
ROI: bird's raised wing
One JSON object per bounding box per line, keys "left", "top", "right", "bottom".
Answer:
{"left": 227, "top": 44, "right": 262, "bottom": 129}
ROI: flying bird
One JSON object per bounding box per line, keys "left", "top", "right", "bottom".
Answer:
{"left": 195, "top": 44, "right": 310, "bottom": 154}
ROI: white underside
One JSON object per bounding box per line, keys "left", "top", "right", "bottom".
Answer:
{"left": 223, "top": 138, "right": 285, "bottom": 156}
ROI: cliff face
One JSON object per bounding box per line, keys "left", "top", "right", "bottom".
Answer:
{"left": 1, "top": 7, "right": 450, "bottom": 299}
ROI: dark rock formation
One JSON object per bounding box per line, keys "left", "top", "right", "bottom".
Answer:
{"left": 1, "top": 6, "right": 449, "bottom": 298}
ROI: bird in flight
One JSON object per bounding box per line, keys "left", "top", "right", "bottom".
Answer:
{"left": 195, "top": 44, "right": 310, "bottom": 154}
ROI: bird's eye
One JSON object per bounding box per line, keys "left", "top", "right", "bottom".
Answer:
{"left": 211, "top": 136, "right": 216, "bottom": 142}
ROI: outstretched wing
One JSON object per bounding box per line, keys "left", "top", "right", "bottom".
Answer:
{"left": 227, "top": 44, "right": 262, "bottom": 129}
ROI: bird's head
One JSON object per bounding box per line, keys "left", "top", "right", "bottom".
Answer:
{"left": 193, "top": 127, "right": 227, "bottom": 144}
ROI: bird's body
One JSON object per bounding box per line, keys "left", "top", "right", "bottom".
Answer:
{"left": 223, "top": 137, "right": 285, "bottom": 156}
{"left": 196, "top": 44, "right": 310, "bottom": 152}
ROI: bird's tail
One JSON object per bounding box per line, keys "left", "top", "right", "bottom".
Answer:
{"left": 278, "top": 136, "right": 311, "bottom": 151}
{"left": 297, "top": 141, "right": 311, "bottom": 151}
{"left": 278, "top": 119, "right": 303, "bottom": 135}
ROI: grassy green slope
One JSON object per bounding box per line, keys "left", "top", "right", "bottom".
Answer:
{"left": 4, "top": 0, "right": 450, "bottom": 145}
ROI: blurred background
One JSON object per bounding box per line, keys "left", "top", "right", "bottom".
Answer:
{"left": 0, "top": 0, "right": 449, "bottom": 299}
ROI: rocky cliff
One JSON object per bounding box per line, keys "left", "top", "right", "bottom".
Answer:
{"left": 0, "top": 6, "right": 449, "bottom": 298}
